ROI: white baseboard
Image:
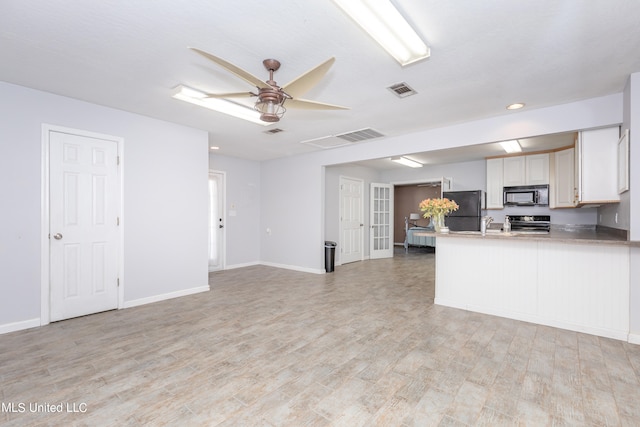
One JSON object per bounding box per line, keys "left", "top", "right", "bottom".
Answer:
{"left": 0, "top": 318, "right": 41, "bottom": 335}
{"left": 223, "top": 261, "right": 261, "bottom": 270}
{"left": 218, "top": 261, "right": 325, "bottom": 275}
{"left": 628, "top": 333, "right": 640, "bottom": 345}
{"left": 260, "top": 261, "right": 325, "bottom": 275}
{"left": 434, "top": 298, "right": 629, "bottom": 342}
{"left": 122, "top": 285, "right": 210, "bottom": 309}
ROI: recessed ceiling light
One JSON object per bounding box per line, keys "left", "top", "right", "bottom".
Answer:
{"left": 506, "top": 103, "right": 525, "bottom": 110}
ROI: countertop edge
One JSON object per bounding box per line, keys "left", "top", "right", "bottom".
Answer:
{"left": 413, "top": 231, "right": 639, "bottom": 247}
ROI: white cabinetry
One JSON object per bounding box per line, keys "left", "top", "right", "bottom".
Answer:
{"left": 503, "top": 156, "right": 526, "bottom": 187}
{"left": 576, "top": 127, "right": 620, "bottom": 205}
{"left": 503, "top": 154, "right": 549, "bottom": 186}
{"left": 550, "top": 147, "right": 576, "bottom": 208}
{"left": 525, "top": 154, "right": 550, "bottom": 185}
{"left": 487, "top": 153, "right": 549, "bottom": 209}
{"left": 435, "top": 236, "right": 630, "bottom": 341}
{"left": 486, "top": 158, "right": 504, "bottom": 209}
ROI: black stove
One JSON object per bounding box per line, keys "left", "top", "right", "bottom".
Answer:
{"left": 507, "top": 215, "right": 550, "bottom": 233}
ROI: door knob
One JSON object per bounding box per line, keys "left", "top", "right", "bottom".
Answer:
{"left": 53, "top": 233, "right": 63, "bottom": 240}
{"left": 219, "top": 225, "right": 224, "bottom": 229}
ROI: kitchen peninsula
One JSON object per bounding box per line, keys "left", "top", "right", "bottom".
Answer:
{"left": 431, "top": 229, "right": 637, "bottom": 342}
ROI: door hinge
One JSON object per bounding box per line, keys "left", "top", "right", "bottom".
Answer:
{"left": 117, "top": 278, "right": 120, "bottom": 287}
{"left": 116, "top": 217, "right": 120, "bottom": 226}
{"left": 117, "top": 155, "right": 120, "bottom": 165}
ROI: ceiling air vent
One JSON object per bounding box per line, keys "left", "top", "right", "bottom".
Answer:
{"left": 300, "top": 128, "right": 384, "bottom": 149}
{"left": 264, "top": 128, "right": 284, "bottom": 134}
{"left": 387, "top": 82, "right": 417, "bottom": 98}
{"left": 335, "top": 128, "right": 384, "bottom": 142}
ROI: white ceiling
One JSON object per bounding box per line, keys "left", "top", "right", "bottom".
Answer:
{"left": 2, "top": 1, "right": 639, "bottom": 164}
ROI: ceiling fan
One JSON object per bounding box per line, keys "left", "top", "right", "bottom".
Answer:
{"left": 189, "top": 47, "right": 349, "bottom": 122}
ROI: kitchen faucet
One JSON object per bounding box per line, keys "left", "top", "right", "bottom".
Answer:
{"left": 481, "top": 216, "right": 493, "bottom": 235}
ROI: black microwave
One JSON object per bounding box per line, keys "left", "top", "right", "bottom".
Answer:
{"left": 503, "top": 185, "right": 549, "bottom": 206}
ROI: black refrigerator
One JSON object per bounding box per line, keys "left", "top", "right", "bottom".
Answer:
{"left": 442, "top": 190, "right": 483, "bottom": 231}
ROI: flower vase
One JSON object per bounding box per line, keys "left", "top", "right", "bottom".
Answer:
{"left": 432, "top": 214, "right": 445, "bottom": 232}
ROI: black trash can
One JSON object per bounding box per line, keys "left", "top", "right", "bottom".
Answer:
{"left": 324, "top": 241, "right": 337, "bottom": 273}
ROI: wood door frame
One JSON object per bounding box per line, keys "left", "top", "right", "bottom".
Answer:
{"left": 40, "top": 124, "right": 124, "bottom": 326}
{"left": 338, "top": 175, "right": 364, "bottom": 265}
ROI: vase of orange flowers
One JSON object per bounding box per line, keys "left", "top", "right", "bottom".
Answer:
{"left": 419, "top": 197, "right": 459, "bottom": 232}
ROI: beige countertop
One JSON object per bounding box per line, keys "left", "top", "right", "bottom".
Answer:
{"left": 414, "top": 227, "right": 639, "bottom": 247}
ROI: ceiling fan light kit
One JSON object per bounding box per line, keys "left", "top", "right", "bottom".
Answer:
{"left": 253, "top": 59, "right": 288, "bottom": 122}
{"left": 185, "top": 48, "right": 348, "bottom": 123}
{"left": 332, "top": 0, "right": 430, "bottom": 66}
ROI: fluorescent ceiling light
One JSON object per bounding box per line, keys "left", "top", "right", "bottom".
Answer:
{"left": 391, "top": 156, "right": 423, "bottom": 168}
{"left": 500, "top": 140, "right": 522, "bottom": 153}
{"left": 172, "top": 85, "right": 269, "bottom": 126}
{"left": 332, "top": 0, "right": 430, "bottom": 66}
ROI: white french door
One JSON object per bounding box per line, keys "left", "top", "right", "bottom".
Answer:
{"left": 208, "top": 171, "right": 225, "bottom": 271}
{"left": 339, "top": 176, "right": 364, "bottom": 264}
{"left": 370, "top": 183, "right": 394, "bottom": 259}
{"left": 48, "top": 130, "right": 120, "bottom": 322}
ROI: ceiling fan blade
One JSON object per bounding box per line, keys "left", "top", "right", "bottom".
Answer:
{"left": 189, "top": 47, "right": 272, "bottom": 89}
{"left": 282, "top": 57, "right": 336, "bottom": 98}
{"left": 204, "top": 91, "right": 256, "bottom": 99}
{"left": 286, "top": 98, "right": 349, "bottom": 110}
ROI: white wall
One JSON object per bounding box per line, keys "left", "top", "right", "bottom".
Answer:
{"left": 0, "top": 81, "right": 209, "bottom": 332}
{"left": 209, "top": 153, "right": 261, "bottom": 269}
{"left": 625, "top": 73, "right": 640, "bottom": 340}
{"left": 627, "top": 73, "right": 640, "bottom": 241}
{"left": 380, "top": 159, "right": 487, "bottom": 190}
{"left": 260, "top": 152, "right": 325, "bottom": 273}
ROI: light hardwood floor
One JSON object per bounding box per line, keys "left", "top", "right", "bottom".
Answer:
{"left": 2, "top": 247, "right": 640, "bottom": 426}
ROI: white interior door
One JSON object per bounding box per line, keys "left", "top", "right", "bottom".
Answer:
{"left": 370, "top": 183, "right": 394, "bottom": 259}
{"left": 49, "top": 131, "right": 120, "bottom": 321}
{"left": 208, "top": 171, "right": 225, "bottom": 271}
{"left": 339, "top": 176, "right": 364, "bottom": 264}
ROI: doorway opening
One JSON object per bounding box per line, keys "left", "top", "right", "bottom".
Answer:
{"left": 208, "top": 171, "right": 226, "bottom": 271}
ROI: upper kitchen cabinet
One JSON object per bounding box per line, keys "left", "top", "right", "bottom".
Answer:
{"left": 525, "top": 154, "right": 550, "bottom": 185}
{"left": 503, "top": 153, "right": 549, "bottom": 186}
{"left": 502, "top": 156, "right": 525, "bottom": 186}
{"left": 486, "top": 158, "right": 504, "bottom": 209}
{"left": 550, "top": 147, "right": 576, "bottom": 208}
{"left": 575, "top": 127, "right": 620, "bottom": 206}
